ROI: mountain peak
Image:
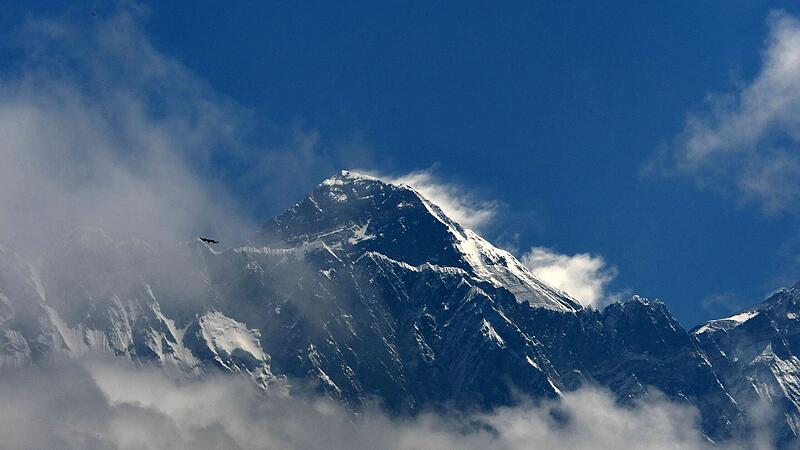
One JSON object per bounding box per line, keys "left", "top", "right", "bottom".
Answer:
{"left": 258, "top": 171, "right": 581, "bottom": 312}
{"left": 314, "top": 170, "right": 460, "bottom": 230}
{"left": 321, "top": 170, "right": 380, "bottom": 185}
{"left": 691, "top": 283, "right": 800, "bottom": 336}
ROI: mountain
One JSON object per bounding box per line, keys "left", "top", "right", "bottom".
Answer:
{"left": 0, "top": 170, "right": 798, "bottom": 445}
{"left": 259, "top": 171, "right": 580, "bottom": 312}
{"left": 693, "top": 285, "right": 800, "bottom": 445}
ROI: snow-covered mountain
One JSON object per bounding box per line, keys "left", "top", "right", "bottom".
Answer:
{"left": 260, "top": 171, "right": 580, "bottom": 312}
{"left": 1, "top": 170, "right": 799, "bottom": 445}
{"left": 693, "top": 284, "right": 800, "bottom": 445}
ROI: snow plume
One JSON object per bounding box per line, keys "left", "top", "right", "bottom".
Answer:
{"left": 369, "top": 169, "right": 500, "bottom": 231}
{"left": 0, "top": 358, "right": 727, "bottom": 450}
{"left": 521, "top": 247, "right": 618, "bottom": 307}
{"left": 646, "top": 11, "right": 800, "bottom": 215}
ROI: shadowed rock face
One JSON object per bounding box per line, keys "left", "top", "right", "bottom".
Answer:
{"left": 1, "top": 171, "right": 799, "bottom": 445}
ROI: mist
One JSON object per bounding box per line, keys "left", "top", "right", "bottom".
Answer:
{"left": 0, "top": 357, "right": 728, "bottom": 450}
{"left": 0, "top": 4, "right": 377, "bottom": 260}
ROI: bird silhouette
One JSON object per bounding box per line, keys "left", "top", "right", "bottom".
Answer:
{"left": 199, "top": 237, "right": 219, "bottom": 244}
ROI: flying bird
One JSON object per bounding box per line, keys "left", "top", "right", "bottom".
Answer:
{"left": 199, "top": 237, "right": 219, "bottom": 244}
{"left": 91, "top": 11, "right": 96, "bottom": 16}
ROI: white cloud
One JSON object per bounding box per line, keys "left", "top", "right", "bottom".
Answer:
{"left": 521, "top": 247, "right": 618, "bottom": 307}
{"left": 0, "top": 6, "right": 362, "bottom": 258}
{"left": 647, "top": 11, "right": 800, "bottom": 214}
{"left": 0, "top": 358, "right": 725, "bottom": 450}
{"left": 0, "top": 9, "right": 255, "bottom": 252}
{"left": 372, "top": 169, "right": 499, "bottom": 231}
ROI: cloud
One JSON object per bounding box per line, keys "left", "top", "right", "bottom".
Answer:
{"left": 521, "top": 247, "right": 618, "bottom": 307}
{"left": 0, "top": 358, "right": 723, "bottom": 450}
{"left": 0, "top": 5, "right": 363, "bottom": 258}
{"left": 645, "top": 11, "right": 800, "bottom": 215}
{"left": 0, "top": 7, "right": 252, "bottom": 253}
{"left": 369, "top": 169, "right": 500, "bottom": 231}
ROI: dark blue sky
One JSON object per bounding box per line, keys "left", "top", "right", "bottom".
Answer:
{"left": 6, "top": 1, "right": 800, "bottom": 326}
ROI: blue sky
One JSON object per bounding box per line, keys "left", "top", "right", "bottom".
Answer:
{"left": 4, "top": 1, "right": 800, "bottom": 326}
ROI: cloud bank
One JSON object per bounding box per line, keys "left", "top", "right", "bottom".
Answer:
{"left": 0, "top": 359, "right": 720, "bottom": 450}
{"left": 647, "top": 11, "right": 800, "bottom": 215}
{"left": 521, "top": 247, "right": 618, "bottom": 307}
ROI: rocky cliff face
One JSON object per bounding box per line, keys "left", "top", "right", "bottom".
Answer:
{"left": 1, "top": 170, "right": 798, "bottom": 445}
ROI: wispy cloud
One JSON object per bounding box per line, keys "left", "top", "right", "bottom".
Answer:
{"left": 521, "top": 247, "right": 618, "bottom": 307}
{"left": 369, "top": 169, "right": 500, "bottom": 231}
{"left": 645, "top": 11, "right": 800, "bottom": 215}
{"left": 0, "top": 358, "right": 721, "bottom": 450}
{"left": 0, "top": 5, "right": 362, "bottom": 257}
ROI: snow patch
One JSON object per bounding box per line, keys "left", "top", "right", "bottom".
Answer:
{"left": 320, "top": 268, "right": 335, "bottom": 280}
{"left": 198, "top": 311, "right": 267, "bottom": 364}
{"left": 480, "top": 319, "right": 506, "bottom": 348}
{"left": 347, "top": 220, "right": 376, "bottom": 245}
{"left": 694, "top": 310, "right": 759, "bottom": 335}
{"left": 328, "top": 191, "right": 348, "bottom": 202}
{"left": 321, "top": 170, "right": 380, "bottom": 187}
